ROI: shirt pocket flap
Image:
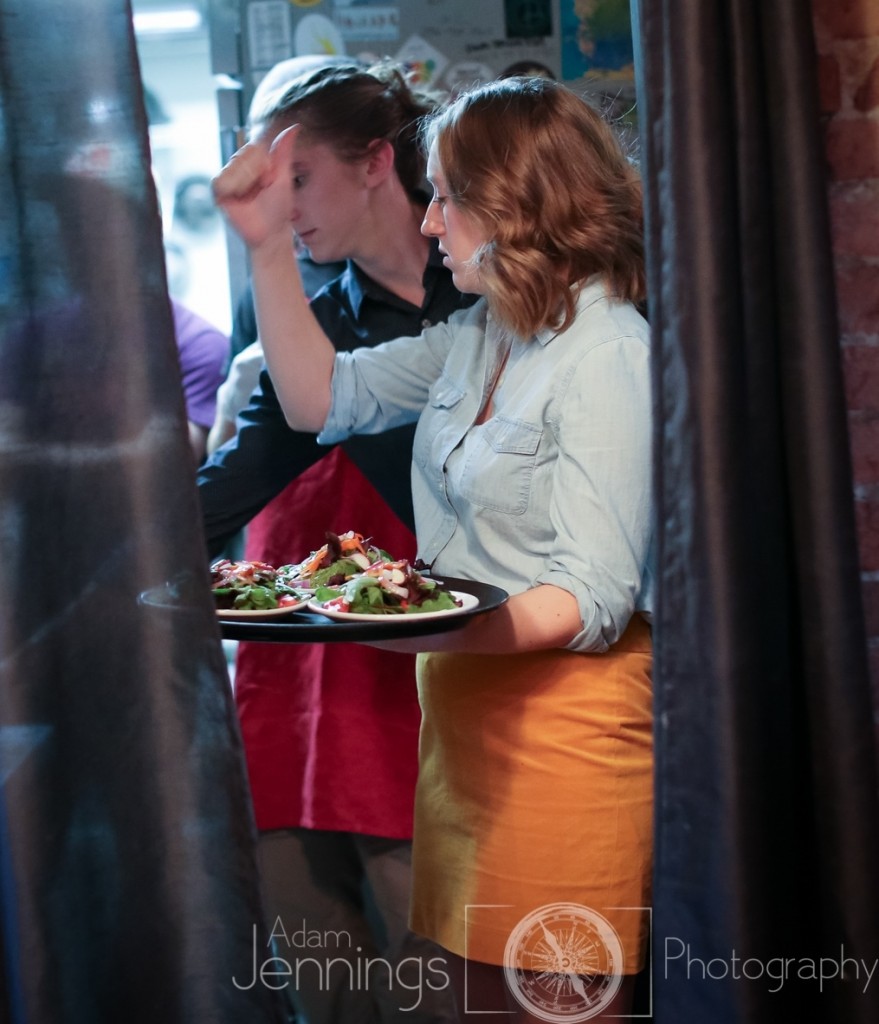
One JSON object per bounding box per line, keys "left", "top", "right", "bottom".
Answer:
{"left": 429, "top": 374, "right": 466, "bottom": 410}
{"left": 483, "top": 417, "right": 542, "bottom": 455}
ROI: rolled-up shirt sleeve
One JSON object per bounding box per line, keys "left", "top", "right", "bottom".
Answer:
{"left": 533, "top": 335, "right": 653, "bottom": 653}
{"left": 318, "top": 317, "right": 460, "bottom": 445}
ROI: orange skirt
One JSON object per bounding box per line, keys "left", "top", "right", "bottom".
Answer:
{"left": 410, "top": 616, "right": 653, "bottom": 973}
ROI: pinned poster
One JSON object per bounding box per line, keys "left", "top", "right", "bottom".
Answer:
{"left": 247, "top": 0, "right": 293, "bottom": 69}
{"left": 294, "top": 12, "right": 346, "bottom": 55}
{"left": 504, "top": 0, "right": 552, "bottom": 38}
{"left": 560, "top": 0, "right": 634, "bottom": 81}
{"left": 334, "top": 4, "right": 399, "bottom": 42}
{"left": 444, "top": 60, "right": 495, "bottom": 97}
{"left": 395, "top": 34, "right": 448, "bottom": 89}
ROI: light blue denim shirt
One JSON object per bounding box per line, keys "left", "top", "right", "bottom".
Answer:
{"left": 319, "top": 277, "right": 654, "bottom": 653}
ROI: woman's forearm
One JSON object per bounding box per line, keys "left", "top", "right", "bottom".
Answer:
{"left": 249, "top": 236, "right": 335, "bottom": 431}
{"left": 366, "top": 584, "right": 583, "bottom": 655}
{"left": 212, "top": 128, "right": 337, "bottom": 432}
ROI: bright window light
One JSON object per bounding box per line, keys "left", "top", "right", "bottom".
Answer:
{"left": 133, "top": 8, "right": 202, "bottom": 34}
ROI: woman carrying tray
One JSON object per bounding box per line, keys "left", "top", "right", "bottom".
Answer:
{"left": 214, "top": 76, "right": 654, "bottom": 1021}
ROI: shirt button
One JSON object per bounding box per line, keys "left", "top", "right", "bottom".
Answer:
{"left": 421, "top": 318, "right": 432, "bottom": 328}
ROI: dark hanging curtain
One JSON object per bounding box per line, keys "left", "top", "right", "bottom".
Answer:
{"left": 0, "top": 2, "right": 284, "bottom": 1021}
{"left": 634, "top": 1, "right": 879, "bottom": 1022}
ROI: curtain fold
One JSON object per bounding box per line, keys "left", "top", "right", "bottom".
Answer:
{"left": 634, "top": 0, "right": 879, "bottom": 1021}
{"left": 0, "top": 2, "right": 284, "bottom": 1020}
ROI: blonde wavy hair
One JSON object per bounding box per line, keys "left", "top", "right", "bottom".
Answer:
{"left": 421, "top": 77, "right": 645, "bottom": 338}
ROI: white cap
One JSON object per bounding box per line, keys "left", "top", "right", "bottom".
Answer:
{"left": 248, "top": 55, "right": 353, "bottom": 132}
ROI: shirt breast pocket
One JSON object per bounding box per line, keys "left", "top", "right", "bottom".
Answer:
{"left": 413, "top": 374, "right": 466, "bottom": 470}
{"left": 459, "top": 417, "right": 543, "bottom": 515}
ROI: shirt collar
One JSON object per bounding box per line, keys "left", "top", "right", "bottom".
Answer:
{"left": 533, "top": 276, "right": 608, "bottom": 347}
{"left": 343, "top": 237, "right": 445, "bottom": 320}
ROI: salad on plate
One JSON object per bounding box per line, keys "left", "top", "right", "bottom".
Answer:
{"left": 210, "top": 559, "right": 307, "bottom": 612}
{"left": 211, "top": 531, "right": 466, "bottom": 618}
{"left": 310, "top": 558, "right": 463, "bottom": 616}
{"left": 278, "top": 530, "right": 393, "bottom": 589}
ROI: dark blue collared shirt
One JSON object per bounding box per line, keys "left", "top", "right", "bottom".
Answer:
{"left": 197, "top": 241, "right": 476, "bottom": 555}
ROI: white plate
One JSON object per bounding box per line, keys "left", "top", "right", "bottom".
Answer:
{"left": 307, "top": 590, "right": 478, "bottom": 622}
{"left": 216, "top": 598, "right": 309, "bottom": 620}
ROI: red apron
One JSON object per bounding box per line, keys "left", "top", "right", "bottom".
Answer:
{"left": 235, "top": 446, "right": 420, "bottom": 838}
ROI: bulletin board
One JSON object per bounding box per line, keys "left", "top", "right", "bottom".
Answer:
{"left": 210, "top": 0, "right": 637, "bottom": 321}
{"left": 240, "top": 0, "right": 564, "bottom": 96}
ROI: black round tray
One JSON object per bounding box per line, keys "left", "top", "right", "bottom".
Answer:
{"left": 141, "top": 576, "right": 509, "bottom": 644}
{"left": 217, "top": 576, "right": 508, "bottom": 643}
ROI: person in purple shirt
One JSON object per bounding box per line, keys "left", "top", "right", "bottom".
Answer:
{"left": 171, "top": 299, "right": 229, "bottom": 462}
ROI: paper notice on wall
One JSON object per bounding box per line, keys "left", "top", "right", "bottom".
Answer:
{"left": 444, "top": 60, "right": 495, "bottom": 95}
{"left": 334, "top": 4, "right": 399, "bottom": 42}
{"left": 294, "top": 12, "right": 346, "bottom": 56}
{"left": 395, "top": 34, "right": 448, "bottom": 88}
{"left": 247, "top": 1, "right": 293, "bottom": 70}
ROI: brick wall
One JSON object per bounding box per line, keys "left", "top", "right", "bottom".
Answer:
{"left": 813, "top": 0, "right": 879, "bottom": 701}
